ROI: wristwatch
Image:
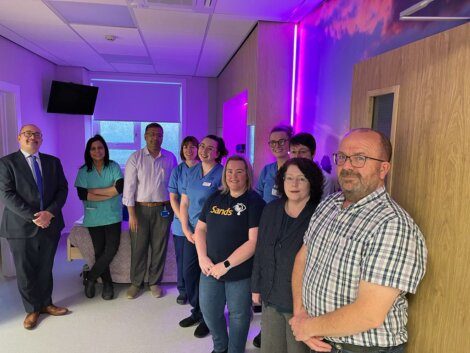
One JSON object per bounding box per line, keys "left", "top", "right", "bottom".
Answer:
{"left": 223, "top": 260, "right": 232, "bottom": 271}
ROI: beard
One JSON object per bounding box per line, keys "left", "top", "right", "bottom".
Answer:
{"left": 339, "top": 169, "right": 381, "bottom": 203}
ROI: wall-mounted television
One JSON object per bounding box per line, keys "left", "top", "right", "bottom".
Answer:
{"left": 47, "top": 80, "right": 99, "bottom": 115}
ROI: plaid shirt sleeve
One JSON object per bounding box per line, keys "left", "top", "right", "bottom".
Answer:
{"left": 361, "top": 216, "right": 427, "bottom": 294}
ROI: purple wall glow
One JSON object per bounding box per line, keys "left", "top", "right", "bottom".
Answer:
{"left": 295, "top": 0, "right": 470, "bottom": 164}
{"left": 0, "top": 36, "right": 59, "bottom": 154}
{"left": 222, "top": 90, "right": 248, "bottom": 158}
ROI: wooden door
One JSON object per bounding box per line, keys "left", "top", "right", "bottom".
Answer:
{"left": 350, "top": 23, "right": 470, "bottom": 352}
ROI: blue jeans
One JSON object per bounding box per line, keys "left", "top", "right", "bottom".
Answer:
{"left": 199, "top": 274, "right": 252, "bottom": 353}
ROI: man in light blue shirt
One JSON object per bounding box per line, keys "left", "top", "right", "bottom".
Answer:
{"left": 123, "top": 123, "right": 177, "bottom": 299}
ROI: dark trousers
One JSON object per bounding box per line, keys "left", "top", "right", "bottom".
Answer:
{"left": 7, "top": 230, "right": 60, "bottom": 313}
{"left": 130, "top": 204, "right": 172, "bottom": 286}
{"left": 173, "top": 235, "right": 186, "bottom": 296}
{"left": 87, "top": 222, "right": 121, "bottom": 283}
{"left": 182, "top": 237, "right": 203, "bottom": 321}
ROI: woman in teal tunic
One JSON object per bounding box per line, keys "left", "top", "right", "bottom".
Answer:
{"left": 75, "top": 135, "right": 123, "bottom": 300}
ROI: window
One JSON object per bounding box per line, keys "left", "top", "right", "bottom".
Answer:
{"left": 92, "top": 120, "right": 181, "bottom": 166}
{"left": 367, "top": 85, "right": 399, "bottom": 193}
{"left": 372, "top": 93, "right": 394, "bottom": 139}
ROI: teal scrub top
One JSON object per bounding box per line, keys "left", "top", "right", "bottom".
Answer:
{"left": 74, "top": 161, "right": 123, "bottom": 227}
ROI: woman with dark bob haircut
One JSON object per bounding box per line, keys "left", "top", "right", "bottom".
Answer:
{"left": 252, "top": 158, "right": 324, "bottom": 353}
{"left": 74, "top": 134, "right": 124, "bottom": 300}
{"left": 168, "top": 136, "right": 200, "bottom": 305}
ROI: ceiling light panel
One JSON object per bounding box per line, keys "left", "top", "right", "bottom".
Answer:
{"left": 134, "top": 8, "right": 209, "bottom": 75}
{"left": 71, "top": 24, "right": 147, "bottom": 56}
{"left": 196, "top": 14, "right": 255, "bottom": 77}
{"left": 0, "top": 0, "right": 113, "bottom": 71}
{"left": 49, "top": 1, "right": 136, "bottom": 27}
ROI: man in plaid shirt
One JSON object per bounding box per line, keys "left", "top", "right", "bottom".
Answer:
{"left": 289, "top": 128, "right": 427, "bottom": 353}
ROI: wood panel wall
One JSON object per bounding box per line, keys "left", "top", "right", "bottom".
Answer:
{"left": 350, "top": 23, "right": 470, "bottom": 352}
{"left": 216, "top": 22, "right": 294, "bottom": 178}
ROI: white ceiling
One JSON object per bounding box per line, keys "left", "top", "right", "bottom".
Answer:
{"left": 0, "top": 0, "right": 323, "bottom": 77}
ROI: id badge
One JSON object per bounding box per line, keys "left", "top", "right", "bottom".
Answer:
{"left": 271, "top": 185, "right": 280, "bottom": 196}
{"left": 202, "top": 181, "right": 212, "bottom": 187}
{"left": 160, "top": 205, "right": 170, "bottom": 218}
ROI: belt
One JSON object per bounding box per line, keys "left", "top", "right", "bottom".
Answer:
{"left": 136, "top": 201, "right": 170, "bottom": 207}
{"left": 325, "top": 340, "right": 404, "bottom": 353}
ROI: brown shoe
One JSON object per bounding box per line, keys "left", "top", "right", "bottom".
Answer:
{"left": 23, "top": 312, "right": 40, "bottom": 330}
{"left": 41, "top": 304, "right": 69, "bottom": 316}
{"left": 126, "top": 285, "right": 141, "bottom": 299}
{"left": 149, "top": 284, "right": 164, "bottom": 298}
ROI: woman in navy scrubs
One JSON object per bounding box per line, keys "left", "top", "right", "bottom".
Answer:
{"left": 196, "top": 155, "right": 265, "bottom": 353}
{"left": 168, "top": 136, "right": 200, "bottom": 305}
{"left": 178, "top": 135, "right": 228, "bottom": 338}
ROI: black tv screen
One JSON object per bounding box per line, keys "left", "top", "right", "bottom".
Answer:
{"left": 47, "top": 80, "right": 99, "bottom": 115}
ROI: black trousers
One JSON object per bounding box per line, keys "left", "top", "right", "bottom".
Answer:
{"left": 87, "top": 222, "right": 121, "bottom": 283}
{"left": 7, "top": 230, "right": 60, "bottom": 313}
{"left": 182, "top": 237, "right": 203, "bottom": 321}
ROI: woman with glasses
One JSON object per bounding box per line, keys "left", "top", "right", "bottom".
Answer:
{"left": 168, "top": 136, "right": 200, "bottom": 305}
{"left": 178, "top": 135, "right": 228, "bottom": 339}
{"left": 196, "top": 155, "right": 265, "bottom": 353}
{"left": 255, "top": 125, "right": 293, "bottom": 204}
{"left": 253, "top": 124, "right": 293, "bottom": 347}
{"left": 74, "top": 134, "right": 124, "bottom": 300}
{"left": 252, "top": 158, "right": 324, "bottom": 353}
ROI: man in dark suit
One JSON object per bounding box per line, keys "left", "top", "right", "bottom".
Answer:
{"left": 0, "top": 124, "right": 69, "bottom": 329}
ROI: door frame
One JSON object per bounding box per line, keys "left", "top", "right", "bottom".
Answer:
{"left": 0, "top": 80, "right": 22, "bottom": 277}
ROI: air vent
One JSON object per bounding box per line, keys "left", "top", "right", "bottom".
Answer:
{"left": 146, "top": 0, "right": 194, "bottom": 8}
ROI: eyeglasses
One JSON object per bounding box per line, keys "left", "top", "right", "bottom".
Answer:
{"left": 333, "top": 153, "right": 386, "bottom": 168}
{"left": 268, "top": 139, "right": 288, "bottom": 148}
{"left": 20, "top": 131, "right": 42, "bottom": 138}
{"left": 283, "top": 175, "right": 308, "bottom": 184}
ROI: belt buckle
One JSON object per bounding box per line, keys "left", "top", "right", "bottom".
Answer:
{"left": 333, "top": 343, "right": 343, "bottom": 352}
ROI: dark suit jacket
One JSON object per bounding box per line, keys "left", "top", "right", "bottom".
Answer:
{"left": 251, "top": 198, "right": 318, "bottom": 311}
{"left": 0, "top": 150, "right": 68, "bottom": 239}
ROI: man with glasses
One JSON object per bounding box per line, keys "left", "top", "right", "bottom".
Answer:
{"left": 0, "top": 124, "right": 68, "bottom": 329}
{"left": 123, "top": 123, "right": 177, "bottom": 299}
{"left": 289, "top": 128, "right": 427, "bottom": 353}
{"left": 289, "top": 132, "right": 337, "bottom": 199}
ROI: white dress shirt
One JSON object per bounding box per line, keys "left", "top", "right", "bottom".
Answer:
{"left": 20, "top": 149, "right": 42, "bottom": 183}
{"left": 122, "top": 147, "right": 177, "bottom": 206}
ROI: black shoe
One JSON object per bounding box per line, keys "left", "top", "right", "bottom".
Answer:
{"left": 102, "top": 282, "right": 114, "bottom": 300}
{"left": 253, "top": 331, "right": 261, "bottom": 348}
{"left": 176, "top": 294, "right": 187, "bottom": 305}
{"left": 84, "top": 278, "right": 96, "bottom": 298}
{"left": 211, "top": 349, "right": 228, "bottom": 353}
{"left": 179, "top": 316, "right": 200, "bottom": 328}
{"left": 194, "top": 322, "right": 210, "bottom": 338}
